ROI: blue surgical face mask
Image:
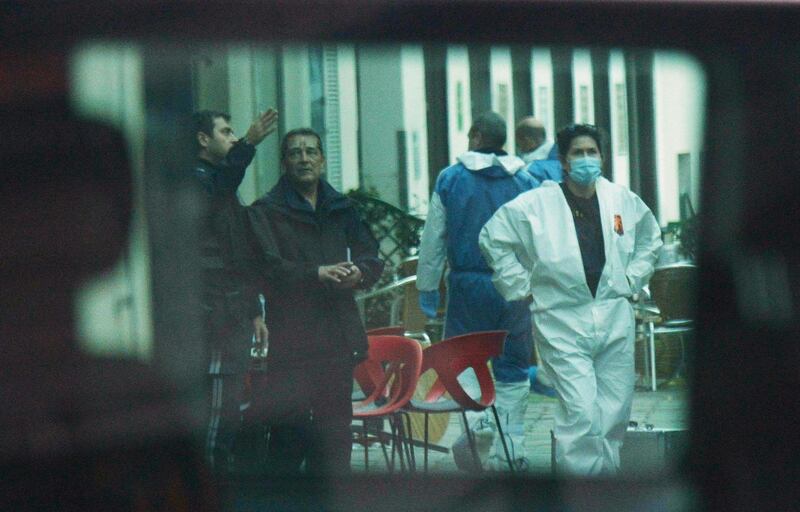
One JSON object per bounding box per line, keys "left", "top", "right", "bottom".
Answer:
{"left": 568, "top": 156, "right": 602, "bottom": 186}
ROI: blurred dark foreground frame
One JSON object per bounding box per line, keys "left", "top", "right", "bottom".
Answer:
{"left": 3, "top": 1, "right": 800, "bottom": 511}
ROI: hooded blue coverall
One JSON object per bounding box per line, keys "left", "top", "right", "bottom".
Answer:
{"left": 417, "top": 150, "right": 539, "bottom": 465}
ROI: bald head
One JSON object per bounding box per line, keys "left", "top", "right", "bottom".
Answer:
{"left": 515, "top": 117, "right": 547, "bottom": 153}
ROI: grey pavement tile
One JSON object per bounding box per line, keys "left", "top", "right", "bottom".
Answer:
{"left": 351, "top": 387, "right": 690, "bottom": 474}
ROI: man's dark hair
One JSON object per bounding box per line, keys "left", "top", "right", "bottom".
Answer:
{"left": 556, "top": 124, "right": 603, "bottom": 159}
{"left": 192, "top": 110, "right": 230, "bottom": 152}
{"left": 471, "top": 112, "right": 506, "bottom": 149}
{"left": 280, "top": 127, "right": 325, "bottom": 161}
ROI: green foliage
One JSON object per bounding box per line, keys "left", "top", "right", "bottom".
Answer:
{"left": 665, "top": 216, "right": 699, "bottom": 261}
{"left": 347, "top": 187, "right": 426, "bottom": 328}
{"left": 677, "top": 214, "right": 699, "bottom": 261}
{"left": 676, "top": 193, "right": 699, "bottom": 261}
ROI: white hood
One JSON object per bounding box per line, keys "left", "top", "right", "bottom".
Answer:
{"left": 457, "top": 151, "right": 525, "bottom": 175}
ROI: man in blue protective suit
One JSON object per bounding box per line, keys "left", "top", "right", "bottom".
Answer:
{"left": 416, "top": 112, "right": 538, "bottom": 471}
{"left": 515, "top": 116, "right": 553, "bottom": 165}
{"left": 480, "top": 124, "right": 662, "bottom": 476}
{"left": 526, "top": 143, "right": 563, "bottom": 186}
{"left": 515, "top": 117, "right": 561, "bottom": 396}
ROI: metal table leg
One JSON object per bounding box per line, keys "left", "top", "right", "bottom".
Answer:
{"left": 648, "top": 321, "right": 657, "bottom": 391}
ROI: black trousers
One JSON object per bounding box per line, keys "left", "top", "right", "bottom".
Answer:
{"left": 205, "top": 370, "right": 247, "bottom": 471}
{"left": 247, "top": 359, "right": 355, "bottom": 476}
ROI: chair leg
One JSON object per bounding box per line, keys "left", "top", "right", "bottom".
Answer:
{"left": 491, "top": 405, "right": 515, "bottom": 473}
{"left": 381, "top": 440, "right": 392, "bottom": 471}
{"left": 383, "top": 418, "right": 394, "bottom": 472}
{"left": 390, "top": 415, "right": 405, "bottom": 472}
{"left": 424, "top": 412, "right": 430, "bottom": 473}
{"left": 401, "top": 412, "right": 416, "bottom": 472}
{"left": 362, "top": 420, "right": 369, "bottom": 470}
{"left": 395, "top": 414, "right": 408, "bottom": 472}
{"left": 648, "top": 321, "right": 657, "bottom": 391}
{"left": 461, "top": 410, "right": 483, "bottom": 473}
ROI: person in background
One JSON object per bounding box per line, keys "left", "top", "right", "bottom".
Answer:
{"left": 515, "top": 116, "right": 552, "bottom": 164}
{"left": 192, "top": 108, "right": 277, "bottom": 474}
{"left": 246, "top": 128, "right": 383, "bottom": 475}
{"left": 516, "top": 117, "right": 561, "bottom": 394}
{"left": 516, "top": 116, "right": 563, "bottom": 186}
{"left": 416, "top": 112, "right": 538, "bottom": 471}
{"left": 480, "top": 123, "right": 662, "bottom": 476}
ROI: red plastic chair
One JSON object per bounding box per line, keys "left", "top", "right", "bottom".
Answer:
{"left": 366, "top": 326, "right": 406, "bottom": 336}
{"left": 353, "top": 327, "right": 406, "bottom": 400}
{"left": 352, "top": 328, "right": 409, "bottom": 405}
{"left": 352, "top": 335, "right": 422, "bottom": 472}
{"left": 405, "top": 330, "right": 515, "bottom": 473}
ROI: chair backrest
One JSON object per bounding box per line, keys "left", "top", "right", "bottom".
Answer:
{"left": 649, "top": 263, "right": 697, "bottom": 321}
{"left": 396, "top": 255, "right": 424, "bottom": 334}
{"left": 353, "top": 335, "right": 423, "bottom": 413}
{"left": 354, "top": 328, "right": 409, "bottom": 396}
{"left": 353, "top": 357, "right": 383, "bottom": 399}
{"left": 366, "top": 326, "right": 406, "bottom": 336}
{"left": 397, "top": 256, "right": 446, "bottom": 330}
{"left": 398, "top": 255, "right": 419, "bottom": 278}
{"left": 401, "top": 280, "right": 429, "bottom": 334}
{"left": 420, "top": 331, "right": 507, "bottom": 411}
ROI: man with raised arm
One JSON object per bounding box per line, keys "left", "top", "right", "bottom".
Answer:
{"left": 191, "top": 108, "right": 277, "bottom": 474}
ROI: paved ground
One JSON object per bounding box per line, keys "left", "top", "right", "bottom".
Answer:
{"left": 352, "top": 378, "right": 689, "bottom": 475}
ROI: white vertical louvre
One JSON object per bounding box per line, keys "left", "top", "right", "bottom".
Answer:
{"left": 571, "top": 49, "right": 595, "bottom": 124}
{"left": 531, "top": 47, "right": 554, "bottom": 141}
{"left": 251, "top": 47, "right": 280, "bottom": 195}
{"left": 336, "top": 46, "right": 360, "bottom": 192}
{"left": 322, "top": 45, "right": 343, "bottom": 191}
{"left": 281, "top": 45, "right": 312, "bottom": 130}
{"left": 489, "top": 46, "right": 515, "bottom": 154}
{"left": 446, "top": 45, "right": 471, "bottom": 164}
{"left": 227, "top": 45, "right": 259, "bottom": 204}
{"left": 609, "top": 49, "right": 630, "bottom": 188}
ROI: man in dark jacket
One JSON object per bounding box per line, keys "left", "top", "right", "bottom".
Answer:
{"left": 191, "top": 108, "right": 277, "bottom": 473}
{"left": 247, "top": 127, "right": 383, "bottom": 475}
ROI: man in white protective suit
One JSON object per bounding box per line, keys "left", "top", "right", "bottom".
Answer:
{"left": 478, "top": 124, "right": 662, "bottom": 476}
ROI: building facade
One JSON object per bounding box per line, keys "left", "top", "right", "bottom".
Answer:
{"left": 70, "top": 42, "right": 705, "bottom": 358}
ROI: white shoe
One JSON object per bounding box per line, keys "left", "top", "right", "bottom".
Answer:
{"left": 452, "top": 420, "right": 495, "bottom": 472}
{"left": 484, "top": 454, "right": 531, "bottom": 472}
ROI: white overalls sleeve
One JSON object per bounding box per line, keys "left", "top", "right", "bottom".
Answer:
{"left": 479, "top": 202, "right": 533, "bottom": 302}
{"left": 625, "top": 196, "right": 664, "bottom": 293}
{"left": 416, "top": 191, "right": 447, "bottom": 291}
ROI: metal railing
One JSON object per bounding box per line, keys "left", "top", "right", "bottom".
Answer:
{"left": 348, "top": 190, "right": 425, "bottom": 330}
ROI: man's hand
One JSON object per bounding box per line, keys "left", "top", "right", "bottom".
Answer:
{"left": 252, "top": 315, "right": 269, "bottom": 344}
{"left": 333, "top": 263, "right": 362, "bottom": 289}
{"left": 244, "top": 108, "right": 279, "bottom": 146}
{"left": 318, "top": 262, "right": 355, "bottom": 284}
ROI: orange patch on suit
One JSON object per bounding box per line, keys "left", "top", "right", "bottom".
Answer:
{"left": 614, "top": 214, "right": 624, "bottom": 235}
